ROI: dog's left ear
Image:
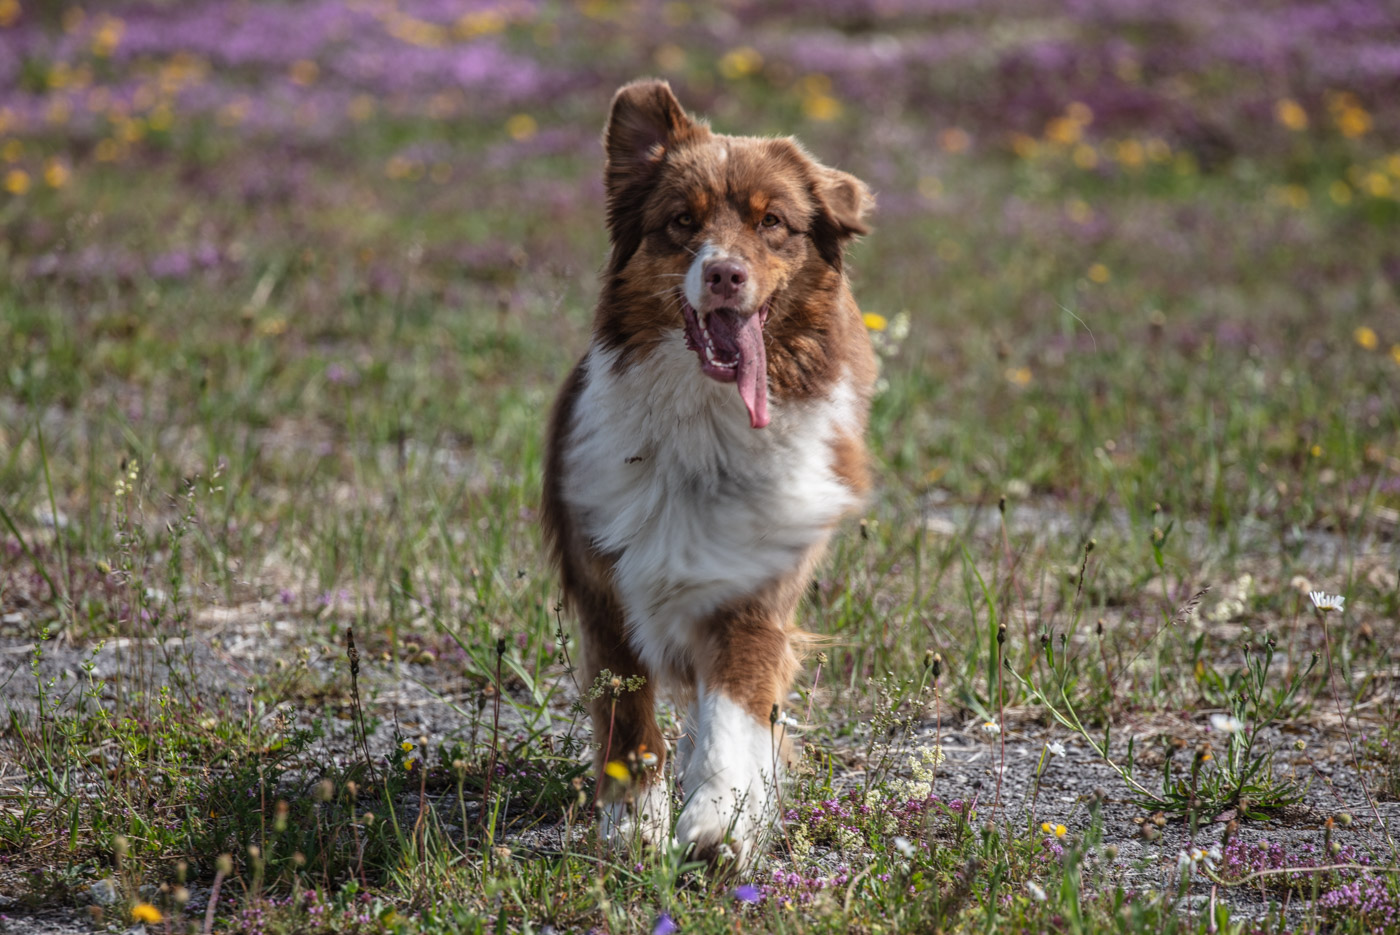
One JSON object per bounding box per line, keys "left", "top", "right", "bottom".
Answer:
{"left": 811, "top": 167, "right": 874, "bottom": 267}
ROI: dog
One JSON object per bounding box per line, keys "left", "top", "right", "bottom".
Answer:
{"left": 542, "top": 79, "right": 876, "bottom": 869}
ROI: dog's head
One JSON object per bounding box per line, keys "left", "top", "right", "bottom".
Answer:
{"left": 599, "top": 79, "right": 872, "bottom": 429}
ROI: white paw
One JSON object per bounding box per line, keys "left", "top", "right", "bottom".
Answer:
{"left": 675, "top": 688, "right": 783, "bottom": 868}
{"left": 599, "top": 780, "right": 673, "bottom": 850}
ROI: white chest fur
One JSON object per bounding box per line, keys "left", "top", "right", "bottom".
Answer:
{"left": 562, "top": 336, "right": 860, "bottom": 677}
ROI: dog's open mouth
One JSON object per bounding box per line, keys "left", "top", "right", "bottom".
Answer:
{"left": 681, "top": 300, "right": 770, "bottom": 429}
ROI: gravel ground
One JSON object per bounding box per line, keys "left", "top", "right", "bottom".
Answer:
{"left": 1, "top": 592, "right": 1396, "bottom": 932}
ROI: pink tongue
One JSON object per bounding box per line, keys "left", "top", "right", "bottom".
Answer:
{"left": 734, "top": 312, "right": 769, "bottom": 429}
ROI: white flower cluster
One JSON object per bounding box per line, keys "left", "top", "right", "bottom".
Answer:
{"left": 1176, "top": 845, "right": 1221, "bottom": 875}
{"left": 1209, "top": 713, "right": 1244, "bottom": 734}
{"left": 889, "top": 743, "right": 946, "bottom": 802}
{"left": 1205, "top": 573, "right": 1253, "bottom": 624}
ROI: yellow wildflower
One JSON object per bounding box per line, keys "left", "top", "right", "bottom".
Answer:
{"left": 1087, "top": 263, "right": 1111, "bottom": 284}
{"left": 1274, "top": 98, "right": 1308, "bottom": 131}
{"left": 804, "top": 93, "right": 842, "bottom": 122}
{"left": 289, "top": 60, "right": 319, "bottom": 85}
{"left": 604, "top": 760, "right": 630, "bottom": 781}
{"left": 1040, "top": 822, "right": 1068, "bottom": 838}
{"left": 91, "top": 16, "right": 124, "bottom": 57}
{"left": 654, "top": 43, "right": 686, "bottom": 72}
{"left": 1335, "top": 104, "right": 1371, "bottom": 139}
{"left": 1005, "top": 367, "right": 1032, "bottom": 387}
{"left": 1045, "top": 116, "right": 1081, "bottom": 146}
{"left": 1354, "top": 326, "right": 1378, "bottom": 351}
{"left": 400, "top": 741, "right": 414, "bottom": 752}
{"left": 1270, "top": 184, "right": 1308, "bottom": 209}
{"left": 43, "top": 159, "right": 69, "bottom": 188}
{"left": 718, "top": 46, "right": 762, "bottom": 80}
{"left": 863, "top": 312, "right": 888, "bottom": 332}
{"left": 505, "top": 113, "right": 537, "bottom": 141}
{"left": 3, "top": 168, "right": 29, "bottom": 195}
{"left": 0, "top": 0, "right": 20, "bottom": 29}
{"left": 455, "top": 10, "right": 505, "bottom": 37}
{"left": 131, "top": 903, "right": 162, "bottom": 923}
{"left": 1389, "top": 344, "right": 1400, "bottom": 366}
{"left": 939, "top": 127, "right": 971, "bottom": 153}
{"left": 1114, "top": 138, "right": 1144, "bottom": 168}
{"left": 1010, "top": 133, "right": 1039, "bottom": 160}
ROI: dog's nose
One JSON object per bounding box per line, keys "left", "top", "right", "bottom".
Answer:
{"left": 705, "top": 260, "right": 748, "bottom": 300}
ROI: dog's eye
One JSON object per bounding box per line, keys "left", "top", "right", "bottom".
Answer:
{"left": 674, "top": 213, "right": 695, "bottom": 228}
{"left": 761, "top": 213, "right": 782, "bottom": 229}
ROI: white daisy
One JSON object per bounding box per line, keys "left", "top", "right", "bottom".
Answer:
{"left": 1209, "top": 714, "right": 1244, "bottom": 734}
{"left": 1308, "top": 591, "right": 1345, "bottom": 613}
{"left": 1047, "top": 740, "right": 1066, "bottom": 757}
{"left": 981, "top": 721, "right": 1001, "bottom": 737}
{"left": 1186, "top": 846, "right": 1219, "bottom": 872}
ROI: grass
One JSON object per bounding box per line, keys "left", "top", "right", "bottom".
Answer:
{"left": 2, "top": 1, "right": 1399, "bottom": 932}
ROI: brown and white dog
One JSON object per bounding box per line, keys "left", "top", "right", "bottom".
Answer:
{"left": 542, "top": 79, "right": 876, "bottom": 868}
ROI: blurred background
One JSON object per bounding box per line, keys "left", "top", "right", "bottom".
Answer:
{"left": 2, "top": 0, "right": 1398, "bottom": 676}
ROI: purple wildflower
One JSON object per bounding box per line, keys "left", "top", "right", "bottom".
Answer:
{"left": 732, "top": 884, "right": 762, "bottom": 904}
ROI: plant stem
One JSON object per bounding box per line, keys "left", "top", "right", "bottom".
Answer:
{"left": 1319, "top": 617, "right": 1389, "bottom": 844}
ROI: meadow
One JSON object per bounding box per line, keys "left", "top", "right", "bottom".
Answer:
{"left": 1, "top": 0, "right": 1399, "bottom": 932}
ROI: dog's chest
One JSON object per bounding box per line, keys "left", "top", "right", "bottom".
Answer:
{"left": 563, "top": 340, "right": 859, "bottom": 659}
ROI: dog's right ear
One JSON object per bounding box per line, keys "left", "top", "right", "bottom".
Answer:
{"left": 603, "top": 81, "right": 706, "bottom": 262}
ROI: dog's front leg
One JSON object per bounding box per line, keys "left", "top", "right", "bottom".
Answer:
{"left": 577, "top": 597, "right": 671, "bottom": 850}
{"left": 675, "top": 602, "right": 798, "bottom": 870}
